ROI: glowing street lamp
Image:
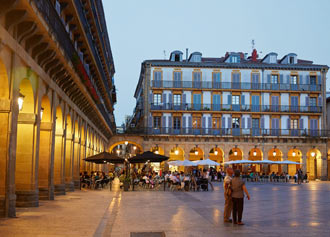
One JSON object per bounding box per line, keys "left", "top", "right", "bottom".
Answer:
{"left": 133, "top": 146, "right": 137, "bottom": 150}
{"left": 18, "top": 92, "right": 25, "bottom": 111}
{"left": 253, "top": 151, "right": 257, "bottom": 156}
{"left": 174, "top": 149, "right": 179, "bottom": 155}
{"left": 214, "top": 150, "right": 218, "bottom": 156}
{"left": 292, "top": 151, "right": 296, "bottom": 157}
{"left": 273, "top": 150, "right": 276, "bottom": 157}
{"left": 116, "top": 149, "right": 120, "bottom": 155}
{"left": 311, "top": 152, "right": 315, "bottom": 157}
{"left": 194, "top": 150, "right": 198, "bottom": 155}
{"left": 234, "top": 150, "right": 238, "bottom": 156}
{"left": 124, "top": 141, "right": 128, "bottom": 146}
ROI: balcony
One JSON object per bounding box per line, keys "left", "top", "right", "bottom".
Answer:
{"left": 124, "top": 127, "right": 328, "bottom": 138}
{"left": 151, "top": 80, "right": 321, "bottom": 92}
{"left": 150, "top": 103, "right": 323, "bottom": 113}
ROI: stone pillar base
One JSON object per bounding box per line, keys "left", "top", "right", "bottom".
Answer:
{"left": 0, "top": 195, "right": 5, "bottom": 217}
{"left": 38, "top": 187, "right": 54, "bottom": 200}
{"left": 54, "top": 184, "right": 66, "bottom": 196}
{"left": 65, "top": 182, "right": 74, "bottom": 192}
{"left": 73, "top": 180, "right": 80, "bottom": 189}
{"left": 16, "top": 190, "right": 39, "bottom": 207}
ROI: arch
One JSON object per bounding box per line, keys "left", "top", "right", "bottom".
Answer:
{"left": 229, "top": 147, "right": 243, "bottom": 161}
{"left": 248, "top": 147, "right": 263, "bottom": 173}
{"left": 209, "top": 147, "right": 224, "bottom": 163}
{"left": 15, "top": 77, "right": 38, "bottom": 206}
{"left": 40, "top": 95, "right": 51, "bottom": 122}
{"left": 169, "top": 146, "right": 184, "bottom": 161}
{"left": 150, "top": 146, "right": 165, "bottom": 155}
{"left": 18, "top": 78, "right": 35, "bottom": 113}
{"left": 65, "top": 113, "right": 74, "bottom": 191}
{"left": 189, "top": 146, "right": 204, "bottom": 161}
{"left": 54, "top": 105, "right": 65, "bottom": 194}
{"left": 268, "top": 148, "right": 283, "bottom": 174}
{"left": 38, "top": 94, "right": 52, "bottom": 199}
{"left": 287, "top": 148, "right": 302, "bottom": 176}
{"left": 109, "top": 141, "right": 143, "bottom": 154}
{"left": 80, "top": 124, "right": 86, "bottom": 173}
{"left": 306, "top": 148, "right": 321, "bottom": 180}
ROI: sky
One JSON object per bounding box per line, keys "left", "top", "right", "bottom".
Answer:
{"left": 103, "top": 0, "right": 330, "bottom": 126}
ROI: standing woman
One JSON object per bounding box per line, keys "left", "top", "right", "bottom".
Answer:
{"left": 232, "top": 169, "right": 250, "bottom": 225}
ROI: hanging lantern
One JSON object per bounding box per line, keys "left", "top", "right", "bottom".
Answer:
{"left": 273, "top": 150, "right": 276, "bottom": 157}
{"left": 253, "top": 151, "right": 257, "bottom": 156}
{"left": 174, "top": 149, "right": 179, "bottom": 155}
{"left": 214, "top": 150, "right": 218, "bottom": 156}
{"left": 311, "top": 152, "right": 315, "bottom": 157}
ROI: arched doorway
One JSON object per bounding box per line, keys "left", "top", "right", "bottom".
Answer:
{"left": 268, "top": 147, "right": 283, "bottom": 174}
{"left": 287, "top": 148, "right": 302, "bottom": 176}
{"left": 168, "top": 146, "right": 184, "bottom": 172}
{"left": 306, "top": 148, "right": 321, "bottom": 180}
{"left": 189, "top": 146, "right": 204, "bottom": 161}
{"left": 38, "top": 95, "right": 53, "bottom": 200}
{"left": 65, "top": 113, "right": 74, "bottom": 191}
{"left": 209, "top": 146, "right": 224, "bottom": 170}
{"left": 248, "top": 147, "right": 263, "bottom": 172}
{"left": 229, "top": 146, "right": 243, "bottom": 171}
{"left": 73, "top": 120, "right": 80, "bottom": 188}
{"left": 15, "top": 78, "right": 38, "bottom": 207}
{"left": 54, "top": 105, "right": 65, "bottom": 195}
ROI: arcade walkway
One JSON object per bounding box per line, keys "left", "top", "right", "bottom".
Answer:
{"left": 0, "top": 181, "right": 329, "bottom": 237}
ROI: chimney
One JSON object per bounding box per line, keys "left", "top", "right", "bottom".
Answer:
{"left": 186, "top": 48, "right": 188, "bottom": 62}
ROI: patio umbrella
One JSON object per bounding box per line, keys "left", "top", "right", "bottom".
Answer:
{"left": 273, "top": 160, "right": 301, "bottom": 165}
{"left": 250, "top": 160, "right": 276, "bottom": 164}
{"left": 194, "top": 159, "right": 220, "bottom": 166}
{"left": 128, "top": 151, "right": 169, "bottom": 164}
{"left": 84, "top": 151, "right": 125, "bottom": 164}
{"left": 170, "top": 160, "right": 198, "bottom": 166}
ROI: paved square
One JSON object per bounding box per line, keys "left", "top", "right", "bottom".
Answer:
{"left": 0, "top": 182, "right": 329, "bottom": 237}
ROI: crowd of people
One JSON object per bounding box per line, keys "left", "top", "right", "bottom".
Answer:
{"left": 80, "top": 171, "right": 113, "bottom": 189}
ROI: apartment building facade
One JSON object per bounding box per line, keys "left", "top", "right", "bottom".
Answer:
{"left": 125, "top": 49, "right": 329, "bottom": 182}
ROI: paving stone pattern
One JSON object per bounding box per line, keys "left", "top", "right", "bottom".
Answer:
{"left": 0, "top": 181, "right": 330, "bottom": 237}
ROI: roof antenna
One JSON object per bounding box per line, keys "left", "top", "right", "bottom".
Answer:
{"left": 163, "top": 50, "right": 166, "bottom": 59}
{"left": 251, "top": 39, "right": 255, "bottom": 50}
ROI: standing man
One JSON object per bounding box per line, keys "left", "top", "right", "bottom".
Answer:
{"left": 223, "top": 167, "right": 234, "bottom": 223}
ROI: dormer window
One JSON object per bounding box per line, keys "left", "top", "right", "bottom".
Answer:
{"left": 170, "top": 51, "right": 183, "bottom": 62}
{"left": 289, "top": 56, "right": 294, "bottom": 64}
{"left": 175, "top": 54, "right": 180, "bottom": 62}
{"left": 270, "top": 55, "right": 277, "bottom": 63}
{"left": 231, "top": 56, "right": 238, "bottom": 63}
{"left": 189, "top": 52, "right": 202, "bottom": 62}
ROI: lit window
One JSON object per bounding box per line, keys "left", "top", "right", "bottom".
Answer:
{"left": 173, "top": 94, "right": 181, "bottom": 106}
{"left": 232, "top": 118, "right": 240, "bottom": 128}
{"left": 232, "top": 95, "right": 240, "bottom": 105}
{"left": 271, "top": 75, "right": 278, "bottom": 84}
{"left": 291, "top": 119, "right": 298, "bottom": 129}
{"left": 291, "top": 75, "right": 297, "bottom": 84}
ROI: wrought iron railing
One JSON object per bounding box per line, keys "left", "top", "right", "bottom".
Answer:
{"left": 151, "top": 80, "right": 322, "bottom": 91}
{"left": 122, "top": 127, "right": 329, "bottom": 137}
{"left": 150, "top": 103, "right": 322, "bottom": 113}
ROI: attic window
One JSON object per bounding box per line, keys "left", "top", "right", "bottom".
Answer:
{"left": 270, "top": 55, "right": 277, "bottom": 63}
{"left": 231, "top": 56, "right": 238, "bottom": 63}
{"left": 175, "top": 54, "right": 180, "bottom": 62}
{"left": 289, "top": 56, "right": 294, "bottom": 64}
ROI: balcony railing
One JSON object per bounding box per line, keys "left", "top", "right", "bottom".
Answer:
{"left": 150, "top": 103, "right": 323, "bottom": 113}
{"left": 151, "top": 80, "right": 321, "bottom": 91}
{"left": 123, "top": 127, "right": 328, "bottom": 137}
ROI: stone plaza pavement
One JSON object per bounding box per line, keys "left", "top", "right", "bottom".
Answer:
{"left": 0, "top": 181, "right": 330, "bottom": 237}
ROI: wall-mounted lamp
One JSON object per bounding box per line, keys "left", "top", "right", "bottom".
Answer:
{"left": 40, "top": 107, "right": 44, "bottom": 120}
{"left": 18, "top": 92, "right": 25, "bottom": 111}
{"left": 124, "top": 141, "right": 128, "bottom": 146}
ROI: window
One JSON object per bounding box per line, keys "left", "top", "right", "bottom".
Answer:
{"left": 271, "top": 75, "right": 278, "bottom": 84}
{"left": 193, "top": 117, "right": 200, "bottom": 128}
{"left": 291, "top": 75, "right": 297, "bottom": 84}
{"left": 310, "top": 97, "right": 317, "bottom": 106}
{"left": 289, "top": 56, "right": 294, "bottom": 64}
{"left": 153, "top": 94, "right": 161, "bottom": 105}
{"left": 232, "top": 95, "right": 240, "bottom": 105}
{"left": 193, "top": 72, "right": 202, "bottom": 88}
{"left": 154, "top": 71, "right": 162, "bottom": 81}
{"left": 173, "top": 94, "right": 181, "bottom": 106}
{"left": 232, "top": 118, "right": 240, "bottom": 128}
{"left": 173, "top": 117, "right": 181, "bottom": 129}
{"left": 153, "top": 116, "right": 161, "bottom": 128}
{"left": 231, "top": 56, "right": 238, "bottom": 63}
{"left": 173, "top": 71, "right": 182, "bottom": 87}
{"left": 291, "top": 119, "right": 298, "bottom": 129}
{"left": 175, "top": 54, "right": 180, "bottom": 62}
{"left": 270, "top": 55, "right": 277, "bottom": 63}
{"left": 310, "top": 76, "right": 316, "bottom": 85}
